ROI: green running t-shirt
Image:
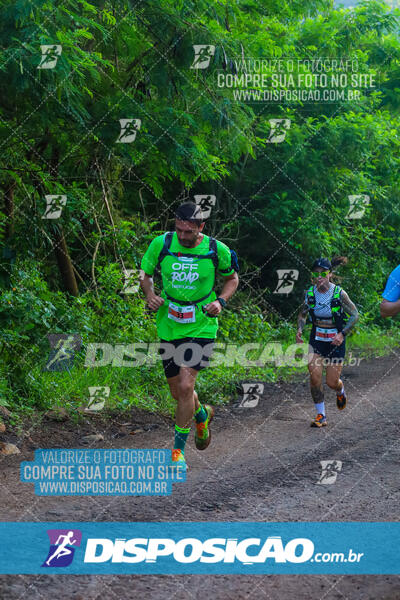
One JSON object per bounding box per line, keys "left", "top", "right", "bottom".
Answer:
{"left": 141, "top": 232, "right": 234, "bottom": 341}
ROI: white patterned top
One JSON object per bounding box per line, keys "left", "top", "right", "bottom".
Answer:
{"left": 305, "top": 283, "right": 336, "bottom": 318}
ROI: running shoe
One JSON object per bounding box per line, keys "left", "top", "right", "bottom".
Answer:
{"left": 336, "top": 389, "right": 347, "bottom": 410}
{"left": 310, "top": 413, "right": 327, "bottom": 428}
{"left": 171, "top": 448, "right": 187, "bottom": 469}
{"left": 194, "top": 405, "right": 214, "bottom": 450}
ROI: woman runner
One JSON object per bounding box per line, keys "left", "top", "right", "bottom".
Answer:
{"left": 296, "top": 257, "right": 359, "bottom": 427}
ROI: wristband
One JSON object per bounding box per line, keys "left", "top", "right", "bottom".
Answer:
{"left": 217, "top": 297, "right": 227, "bottom": 308}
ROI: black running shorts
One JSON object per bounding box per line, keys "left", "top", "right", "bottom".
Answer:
{"left": 309, "top": 327, "right": 346, "bottom": 362}
{"left": 158, "top": 338, "right": 215, "bottom": 379}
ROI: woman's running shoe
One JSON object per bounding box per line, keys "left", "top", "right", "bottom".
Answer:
{"left": 310, "top": 413, "right": 327, "bottom": 427}
{"left": 336, "top": 388, "right": 347, "bottom": 410}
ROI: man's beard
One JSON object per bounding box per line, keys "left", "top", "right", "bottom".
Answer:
{"left": 179, "top": 236, "right": 197, "bottom": 247}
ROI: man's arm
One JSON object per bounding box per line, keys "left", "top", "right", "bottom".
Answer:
{"left": 203, "top": 272, "right": 239, "bottom": 316}
{"left": 340, "top": 290, "right": 359, "bottom": 335}
{"left": 380, "top": 265, "right": 400, "bottom": 318}
{"left": 139, "top": 271, "right": 164, "bottom": 311}
{"left": 218, "top": 272, "right": 239, "bottom": 302}
{"left": 380, "top": 299, "right": 400, "bottom": 318}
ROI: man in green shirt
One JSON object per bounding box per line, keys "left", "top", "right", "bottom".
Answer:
{"left": 140, "top": 202, "right": 239, "bottom": 468}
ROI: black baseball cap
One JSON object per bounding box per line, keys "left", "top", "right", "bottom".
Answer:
{"left": 175, "top": 202, "right": 203, "bottom": 223}
{"left": 312, "top": 258, "right": 332, "bottom": 270}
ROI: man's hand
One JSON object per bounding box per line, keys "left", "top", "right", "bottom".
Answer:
{"left": 296, "top": 329, "right": 304, "bottom": 344}
{"left": 203, "top": 300, "right": 222, "bottom": 316}
{"left": 140, "top": 273, "right": 164, "bottom": 312}
{"left": 331, "top": 332, "right": 344, "bottom": 346}
{"left": 146, "top": 293, "right": 165, "bottom": 312}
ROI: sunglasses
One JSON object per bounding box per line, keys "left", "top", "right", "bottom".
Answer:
{"left": 311, "top": 271, "right": 330, "bottom": 278}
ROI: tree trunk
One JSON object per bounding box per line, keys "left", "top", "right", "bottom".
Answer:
{"left": 51, "top": 225, "right": 79, "bottom": 297}
{"left": 4, "top": 180, "right": 15, "bottom": 239}
{"left": 1, "top": 181, "right": 16, "bottom": 288}
{"left": 47, "top": 145, "right": 79, "bottom": 297}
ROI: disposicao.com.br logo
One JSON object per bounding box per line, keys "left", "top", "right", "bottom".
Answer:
{"left": 83, "top": 536, "right": 362, "bottom": 565}
{"left": 27, "top": 523, "right": 376, "bottom": 574}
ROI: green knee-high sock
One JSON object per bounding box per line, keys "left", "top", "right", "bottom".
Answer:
{"left": 174, "top": 424, "right": 190, "bottom": 452}
{"left": 193, "top": 403, "right": 207, "bottom": 424}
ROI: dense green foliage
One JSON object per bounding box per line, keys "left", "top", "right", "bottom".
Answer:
{"left": 1, "top": 0, "right": 400, "bottom": 415}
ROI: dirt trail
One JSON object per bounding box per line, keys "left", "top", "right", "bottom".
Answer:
{"left": 0, "top": 353, "right": 399, "bottom": 599}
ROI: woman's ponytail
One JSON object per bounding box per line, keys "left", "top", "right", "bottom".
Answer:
{"left": 331, "top": 256, "right": 348, "bottom": 270}
{"left": 330, "top": 256, "right": 348, "bottom": 283}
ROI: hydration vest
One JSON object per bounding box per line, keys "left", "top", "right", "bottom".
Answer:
{"left": 155, "top": 231, "right": 239, "bottom": 305}
{"left": 306, "top": 284, "right": 349, "bottom": 332}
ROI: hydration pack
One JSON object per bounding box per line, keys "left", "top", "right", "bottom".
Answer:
{"left": 156, "top": 231, "right": 239, "bottom": 274}
{"left": 306, "top": 284, "right": 349, "bottom": 332}
{"left": 154, "top": 231, "right": 239, "bottom": 306}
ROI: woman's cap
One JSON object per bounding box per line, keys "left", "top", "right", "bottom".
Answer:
{"left": 312, "top": 258, "right": 332, "bottom": 270}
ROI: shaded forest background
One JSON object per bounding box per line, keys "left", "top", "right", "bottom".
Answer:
{"left": 1, "top": 0, "right": 400, "bottom": 415}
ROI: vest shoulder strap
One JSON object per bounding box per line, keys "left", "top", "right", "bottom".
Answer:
{"left": 331, "top": 285, "right": 343, "bottom": 312}
{"left": 306, "top": 285, "right": 315, "bottom": 304}
{"left": 163, "top": 231, "right": 173, "bottom": 252}
{"left": 156, "top": 232, "right": 219, "bottom": 268}
{"left": 208, "top": 237, "right": 219, "bottom": 269}
{"left": 332, "top": 284, "right": 342, "bottom": 299}
{"left": 155, "top": 231, "right": 174, "bottom": 270}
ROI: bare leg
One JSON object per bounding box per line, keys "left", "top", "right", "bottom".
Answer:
{"left": 326, "top": 363, "right": 343, "bottom": 392}
{"left": 308, "top": 353, "right": 324, "bottom": 403}
{"left": 167, "top": 366, "right": 199, "bottom": 428}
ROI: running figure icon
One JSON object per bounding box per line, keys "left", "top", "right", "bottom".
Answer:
{"left": 45, "top": 531, "right": 77, "bottom": 566}
{"left": 44, "top": 334, "right": 82, "bottom": 372}
{"left": 274, "top": 270, "right": 298, "bottom": 294}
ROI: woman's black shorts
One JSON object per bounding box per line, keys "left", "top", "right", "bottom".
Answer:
{"left": 158, "top": 338, "right": 215, "bottom": 379}
{"left": 309, "top": 327, "right": 346, "bottom": 363}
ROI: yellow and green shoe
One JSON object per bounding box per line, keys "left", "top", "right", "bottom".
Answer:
{"left": 171, "top": 448, "right": 188, "bottom": 469}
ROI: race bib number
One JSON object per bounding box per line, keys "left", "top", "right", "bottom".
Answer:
{"left": 168, "top": 302, "right": 196, "bottom": 324}
{"left": 315, "top": 327, "right": 338, "bottom": 342}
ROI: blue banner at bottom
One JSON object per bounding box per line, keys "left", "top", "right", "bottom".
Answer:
{"left": 0, "top": 522, "right": 398, "bottom": 574}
